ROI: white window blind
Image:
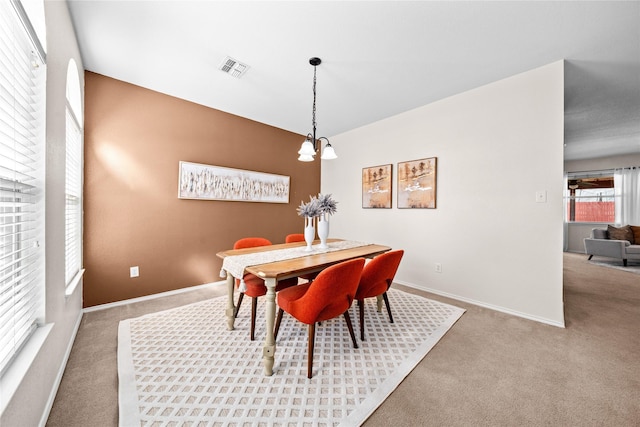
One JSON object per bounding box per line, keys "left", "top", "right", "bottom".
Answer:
{"left": 65, "top": 106, "right": 82, "bottom": 287}
{"left": 0, "top": 0, "right": 45, "bottom": 375}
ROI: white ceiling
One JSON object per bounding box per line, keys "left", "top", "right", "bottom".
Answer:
{"left": 66, "top": 1, "right": 640, "bottom": 161}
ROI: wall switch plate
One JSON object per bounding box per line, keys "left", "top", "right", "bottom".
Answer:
{"left": 435, "top": 263, "right": 442, "bottom": 273}
{"left": 535, "top": 190, "right": 547, "bottom": 203}
{"left": 130, "top": 266, "right": 139, "bottom": 278}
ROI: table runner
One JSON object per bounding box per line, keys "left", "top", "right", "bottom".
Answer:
{"left": 221, "top": 240, "right": 368, "bottom": 291}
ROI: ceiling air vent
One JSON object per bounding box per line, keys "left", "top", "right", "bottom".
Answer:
{"left": 219, "top": 56, "right": 249, "bottom": 78}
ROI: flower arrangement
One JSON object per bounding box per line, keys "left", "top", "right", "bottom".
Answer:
{"left": 297, "top": 196, "right": 321, "bottom": 218}
{"left": 297, "top": 194, "right": 338, "bottom": 218}
{"left": 297, "top": 194, "right": 337, "bottom": 250}
{"left": 317, "top": 193, "right": 338, "bottom": 216}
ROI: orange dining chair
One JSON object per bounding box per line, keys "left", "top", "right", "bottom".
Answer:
{"left": 274, "top": 257, "right": 365, "bottom": 379}
{"left": 355, "top": 249, "right": 404, "bottom": 341}
{"left": 233, "top": 237, "right": 297, "bottom": 341}
{"left": 285, "top": 233, "right": 318, "bottom": 282}
{"left": 285, "top": 233, "right": 305, "bottom": 243}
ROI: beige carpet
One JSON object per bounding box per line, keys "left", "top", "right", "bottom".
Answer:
{"left": 117, "top": 289, "right": 464, "bottom": 426}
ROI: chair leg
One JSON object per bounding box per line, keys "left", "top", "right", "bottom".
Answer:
{"left": 382, "top": 292, "right": 394, "bottom": 323}
{"left": 234, "top": 292, "right": 244, "bottom": 318}
{"left": 250, "top": 297, "right": 258, "bottom": 341}
{"left": 358, "top": 299, "right": 365, "bottom": 341}
{"left": 343, "top": 311, "right": 358, "bottom": 349}
{"left": 623, "top": 259, "right": 628, "bottom": 267}
{"left": 274, "top": 308, "right": 284, "bottom": 339}
{"left": 587, "top": 255, "right": 593, "bottom": 260}
{"left": 308, "top": 323, "right": 316, "bottom": 379}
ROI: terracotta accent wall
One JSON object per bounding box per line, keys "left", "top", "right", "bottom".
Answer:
{"left": 83, "top": 72, "right": 320, "bottom": 307}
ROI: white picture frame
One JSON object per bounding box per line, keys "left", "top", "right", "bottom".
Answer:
{"left": 178, "top": 161, "right": 290, "bottom": 203}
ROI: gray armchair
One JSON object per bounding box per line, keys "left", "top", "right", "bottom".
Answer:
{"left": 584, "top": 228, "right": 640, "bottom": 266}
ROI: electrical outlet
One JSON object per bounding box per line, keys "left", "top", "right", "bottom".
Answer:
{"left": 435, "top": 263, "right": 442, "bottom": 273}
{"left": 130, "top": 266, "right": 139, "bottom": 278}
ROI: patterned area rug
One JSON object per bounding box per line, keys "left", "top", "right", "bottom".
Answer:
{"left": 118, "top": 289, "right": 465, "bottom": 426}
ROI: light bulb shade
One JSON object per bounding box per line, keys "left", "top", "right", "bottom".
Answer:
{"left": 321, "top": 144, "right": 337, "bottom": 160}
{"left": 298, "top": 139, "right": 316, "bottom": 156}
{"left": 298, "top": 153, "right": 315, "bottom": 162}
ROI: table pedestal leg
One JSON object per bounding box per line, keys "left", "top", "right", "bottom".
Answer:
{"left": 263, "top": 277, "right": 277, "bottom": 376}
{"left": 225, "top": 273, "right": 236, "bottom": 330}
{"left": 376, "top": 295, "right": 383, "bottom": 312}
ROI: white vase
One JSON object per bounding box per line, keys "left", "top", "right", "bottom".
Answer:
{"left": 317, "top": 213, "right": 329, "bottom": 249}
{"left": 304, "top": 216, "right": 315, "bottom": 251}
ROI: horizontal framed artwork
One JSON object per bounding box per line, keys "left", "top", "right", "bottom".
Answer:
{"left": 178, "top": 161, "right": 290, "bottom": 203}
{"left": 362, "top": 164, "right": 392, "bottom": 208}
{"left": 397, "top": 157, "right": 437, "bottom": 209}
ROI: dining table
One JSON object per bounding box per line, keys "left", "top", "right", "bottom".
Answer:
{"left": 216, "top": 238, "right": 391, "bottom": 376}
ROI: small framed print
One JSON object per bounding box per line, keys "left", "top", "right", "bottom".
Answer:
{"left": 362, "top": 164, "right": 392, "bottom": 208}
{"left": 398, "top": 157, "right": 437, "bottom": 208}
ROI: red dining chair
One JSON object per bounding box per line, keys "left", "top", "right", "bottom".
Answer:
{"left": 233, "top": 237, "right": 297, "bottom": 341}
{"left": 274, "top": 257, "right": 365, "bottom": 379}
{"left": 355, "top": 250, "right": 404, "bottom": 341}
{"left": 285, "top": 233, "right": 305, "bottom": 243}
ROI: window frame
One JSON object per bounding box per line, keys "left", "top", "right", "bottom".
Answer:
{"left": 565, "top": 171, "right": 616, "bottom": 224}
{"left": 65, "top": 60, "right": 84, "bottom": 296}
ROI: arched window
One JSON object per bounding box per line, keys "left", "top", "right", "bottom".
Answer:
{"left": 65, "top": 59, "right": 84, "bottom": 294}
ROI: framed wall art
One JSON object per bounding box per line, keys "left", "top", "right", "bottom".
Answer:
{"left": 178, "top": 161, "right": 290, "bottom": 203}
{"left": 397, "top": 157, "right": 437, "bottom": 209}
{"left": 362, "top": 164, "right": 392, "bottom": 208}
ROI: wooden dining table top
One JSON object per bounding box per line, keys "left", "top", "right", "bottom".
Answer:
{"left": 216, "top": 238, "right": 391, "bottom": 281}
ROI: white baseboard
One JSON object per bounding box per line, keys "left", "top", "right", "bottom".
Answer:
{"left": 394, "top": 280, "right": 566, "bottom": 328}
{"left": 83, "top": 281, "right": 226, "bottom": 313}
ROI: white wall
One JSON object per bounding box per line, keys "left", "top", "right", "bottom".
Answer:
{"left": 322, "top": 61, "right": 565, "bottom": 327}
{"left": 0, "top": 2, "right": 85, "bottom": 426}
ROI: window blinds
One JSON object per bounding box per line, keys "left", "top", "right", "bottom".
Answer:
{"left": 0, "top": 0, "right": 45, "bottom": 375}
{"left": 65, "top": 107, "right": 82, "bottom": 287}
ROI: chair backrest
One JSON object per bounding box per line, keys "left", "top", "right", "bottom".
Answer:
{"left": 289, "top": 258, "right": 365, "bottom": 324}
{"left": 285, "top": 233, "right": 305, "bottom": 243}
{"left": 233, "top": 238, "right": 272, "bottom": 286}
{"left": 234, "top": 237, "right": 272, "bottom": 250}
{"left": 356, "top": 250, "right": 404, "bottom": 299}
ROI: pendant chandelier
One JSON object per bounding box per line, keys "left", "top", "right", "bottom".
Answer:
{"left": 298, "top": 57, "right": 337, "bottom": 162}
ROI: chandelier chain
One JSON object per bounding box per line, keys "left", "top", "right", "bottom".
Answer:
{"left": 312, "top": 64, "right": 317, "bottom": 137}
